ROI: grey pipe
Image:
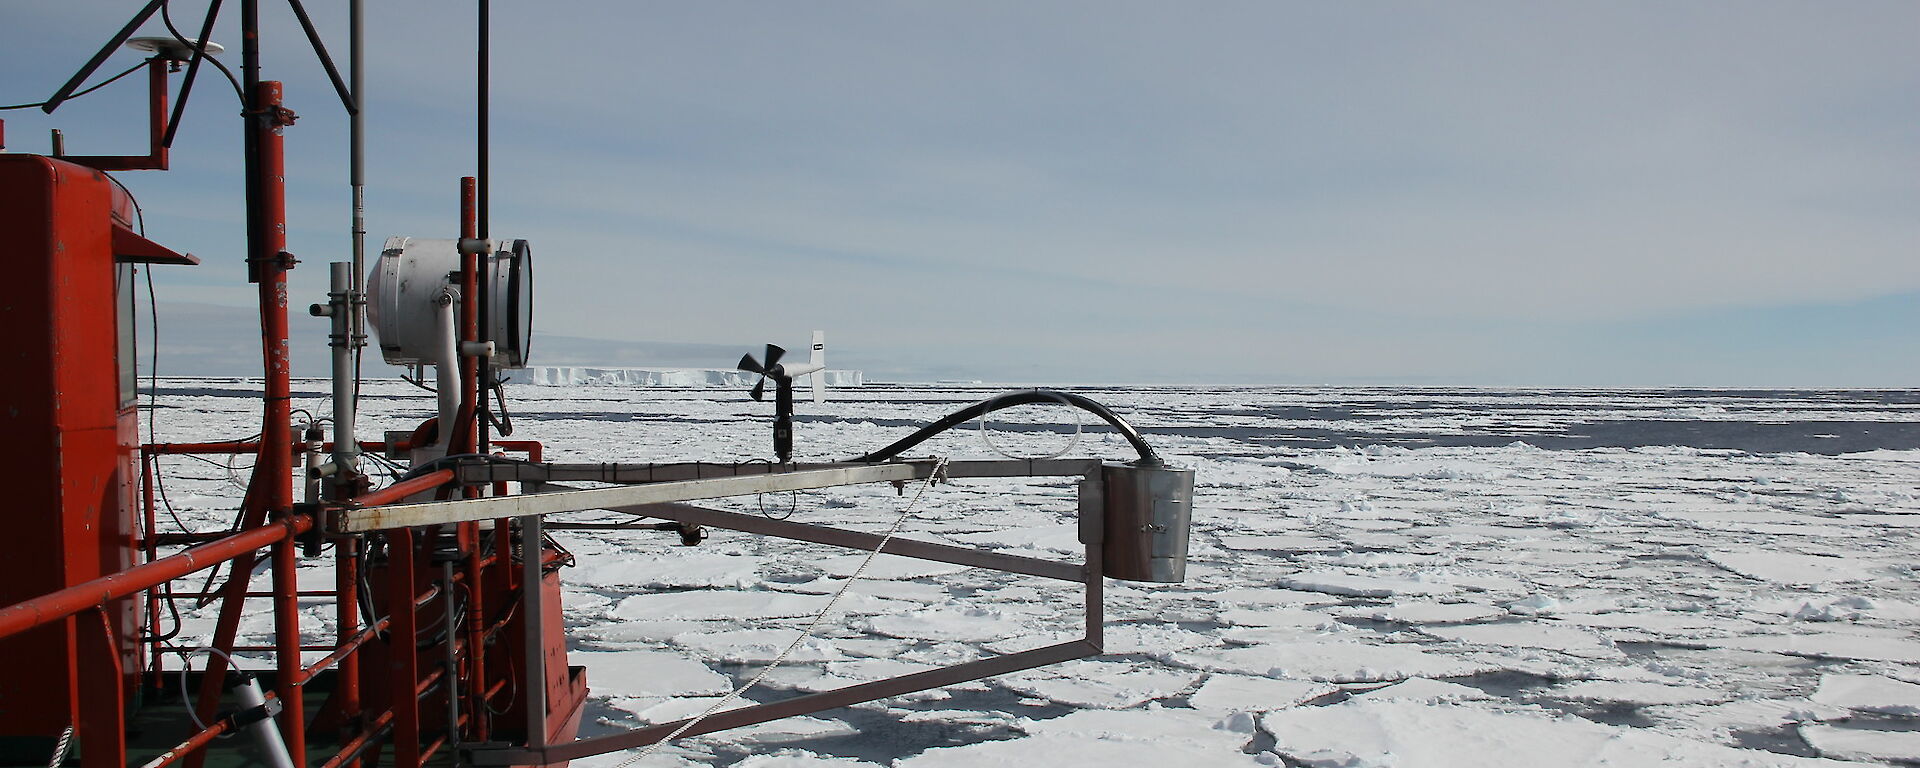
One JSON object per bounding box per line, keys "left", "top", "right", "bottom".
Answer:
{"left": 328, "top": 262, "right": 360, "bottom": 474}
{"left": 233, "top": 676, "right": 295, "bottom": 768}
{"left": 432, "top": 290, "right": 461, "bottom": 453}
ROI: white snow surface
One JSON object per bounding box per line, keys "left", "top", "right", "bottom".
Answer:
{"left": 1798, "top": 726, "right": 1920, "bottom": 764}
{"left": 142, "top": 380, "right": 1920, "bottom": 766}
{"left": 1811, "top": 674, "right": 1920, "bottom": 717}
{"left": 1266, "top": 700, "right": 1863, "bottom": 767}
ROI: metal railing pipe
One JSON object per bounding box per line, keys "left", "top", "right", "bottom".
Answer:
{"left": 0, "top": 514, "right": 312, "bottom": 640}
{"left": 349, "top": 469, "right": 456, "bottom": 508}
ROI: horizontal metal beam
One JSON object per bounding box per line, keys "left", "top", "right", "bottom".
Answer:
{"left": 469, "top": 640, "right": 1100, "bottom": 765}
{"left": 605, "top": 502, "right": 1085, "bottom": 582}
{"left": 456, "top": 458, "right": 1100, "bottom": 486}
{"left": 943, "top": 458, "right": 1102, "bottom": 479}
{"left": 338, "top": 462, "right": 932, "bottom": 532}
{"left": 459, "top": 461, "right": 854, "bottom": 485}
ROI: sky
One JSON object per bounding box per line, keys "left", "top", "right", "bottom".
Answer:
{"left": 4, "top": 1, "right": 1916, "bottom": 385}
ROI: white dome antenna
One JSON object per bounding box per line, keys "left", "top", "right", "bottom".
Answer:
{"left": 125, "top": 36, "right": 224, "bottom": 61}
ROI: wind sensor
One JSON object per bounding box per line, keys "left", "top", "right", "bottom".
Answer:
{"left": 738, "top": 330, "right": 827, "bottom": 462}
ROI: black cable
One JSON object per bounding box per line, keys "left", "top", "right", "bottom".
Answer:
{"left": 160, "top": 0, "right": 245, "bottom": 103}
{"left": 125, "top": 185, "right": 187, "bottom": 646}
{"left": 848, "top": 389, "right": 1161, "bottom": 466}
{"left": 139, "top": 237, "right": 193, "bottom": 536}
{"left": 160, "top": 0, "right": 223, "bottom": 148}
{"left": 401, "top": 371, "right": 438, "bottom": 393}
{"left": 1, "top": 61, "right": 148, "bottom": 110}
{"left": 484, "top": 378, "right": 514, "bottom": 436}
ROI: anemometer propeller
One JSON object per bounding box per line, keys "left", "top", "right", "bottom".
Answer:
{"left": 738, "top": 331, "right": 827, "bottom": 462}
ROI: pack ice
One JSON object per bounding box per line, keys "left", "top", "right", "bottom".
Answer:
{"left": 145, "top": 381, "right": 1920, "bottom": 765}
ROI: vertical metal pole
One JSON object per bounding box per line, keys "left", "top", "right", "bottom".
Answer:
{"left": 240, "top": 0, "right": 260, "bottom": 89}
{"left": 454, "top": 179, "right": 480, "bottom": 456}
{"left": 475, "top": 0, "right": 492, "bottom": 454}
{"left": 268, "top": 303, "right": 305, "bottom": 768}
{"left": 141, "top": 453, "right": 161, "bottom": 680}
{"left": 183, "top": 478, "right": 267, "bottom": 768}
{"left": 253, "top": 77, "right": 305, "bottom": 768}
{"left": 334, "top": 29, "right": 369, "bottom": 756}
{"left": 462, "top": 524, "right": 486, "bottom": 743}
{"left": 1084, "top": 543, "right": 1104, "bottom": 652}
{"left": 442, "top": 561, "right": 461, "bottom": 756}
{"left": 346, "top": 0, "right": 367, "bottom": 470}
{"left": 389, "top": 530, "right": 422, "bottom": 768}
{"left": 193, "top": 7, "right": 293, "bottom": 768}
{"left": 349, "top": 0, "right": 364, "bottom": 281}
{"left": 145, "top": 56, "right": 171, "bottom": 169}
{"left": 328, "top": 263, "right": 359, "bottom": 476}
{"left": 490, "top": 449, "right": 530, "bottom": 739}
{"left": 304, "top": 426, "right": 324, "bottom": 507}
{"left": 335, "top": 537, "right": 363, "bottom": 768}
{"left": 520, "top": 515, "right": 547, "bottom": 750}
{"left": 476, "top": 0, "right": 488, "bottom": 242}
{"left": 1080, "top": 473, "right": 1104, "bottom": 652}
{"left": 774, "top": 384, "right": 794, "bottom": 463}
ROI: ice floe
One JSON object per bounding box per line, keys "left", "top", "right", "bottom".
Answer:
{"left": 1811, "top": 674, "right": 1920, "bottom": 717}
{"left": 1798, "top": 725, "right": 1920, "bottom": 764}
{"left": 1550, "top": 680, "right": 1730, "bottom": 706}
{"left": 1186, "top": 674, "right": 1337, "bottom": 714}
{"left": 1705, "top": 550, "right": 1881, "bottom": 585}
{"left": 1177, "top": 640, "right": 1497, "bottom": 683}
{"left": 1264, "top": 700, "right": 1864, "bottom": 767}
{"left": 1422, "top": 622, "right": 1620, "bottom": 658}
{"left": 1279, "top": 572, "right": 1457, "bottom": 598}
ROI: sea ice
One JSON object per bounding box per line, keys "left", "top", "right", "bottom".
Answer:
{"left": 999, "top": 661, "right": 1199, "bottom": 709}
{"left": 700, "top": 716, "right": 859, "bottom": 746}
{"left": 947, "top": 524, "right": 1083, "bottom": 555}
{"left": 1349, "top": 677, "right": 1493, "bottom": 703}
{"left": 1185, "top": 674, "right": 1336, "bottom": 714}
{"left": 1549, "top": 680, "right": 1729, "bottom": 706}
{"left": 1101, "top": 622, "right": 1221, "bottom": 655}
{"left": 1348, "top": 601, "right": 1505, "bottom": 625}
{"left": 1798, "top": 725, "right": 1920, "bottom": 763}
{"left": 1177, "top": 640, "right": 1496, "bottom": 683}
{"left": 1279, "top": 572, "right": 1457, "bottom": 598}
{"left": 1207, "top": 587, "right": 1343, "bottom": 606}
{"left": 893, "top": 707, "right": 1266, "bottom": 767}
{"left": 1215, "top": 534, "right": 1339, "bottom": 552}
{"left": 1264, "top": 700, "right": 1864, "bottom": 767}
{"left": 1704, "top": 550, "right": 1880, "bottom": 585}
{"left": 146, "top": 380, "right": 1920, "bottom": 766}
{"left": 670, "top": 629, "right": 843, "bottom": 664}
{"left": 569, "top": 650, "right": 730, "bottom": 698}
{"left": 1216, "top": 607, "right": 1339, "bottom": 629}
{"left": 729, "top": 750, "right": 879, "bottom": 767}
{"left": 1810, "top": 673, "right": 1920, "bottom": 716}
{"left": 1712, "top": 633, "right": 1920, "bottom": 664}
{"left": 570, "top": 552, "right": 767, "bottom": 589}
{"left": 863, "top": 605, "right": 1031, "bottom": 643}
{"left": 610, "top": 590, "right": 901, "bottom": 621}
{"left": 815, "top": 553, "right": 969, "bottom": 580}
{"left": 1422, "top": 622, "right": 1621, "bottom": 658}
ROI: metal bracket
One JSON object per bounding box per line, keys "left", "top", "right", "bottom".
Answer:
{"left": 466, "top": 488, "right": 1106, "bottom": 765}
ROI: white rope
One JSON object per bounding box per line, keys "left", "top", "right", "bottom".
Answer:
{"left": 612, "top": 456, "right": 950, "bottom": 768}
{"left": 177, "top": 646, "right": 242, "bottom": 735}
{"left": 47, "top": 725, "right": 72, "bottom": 768}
